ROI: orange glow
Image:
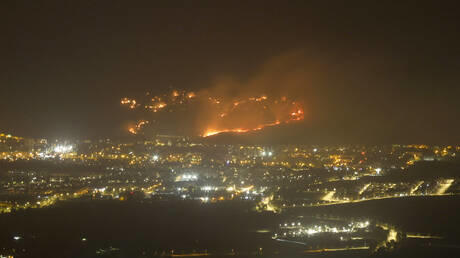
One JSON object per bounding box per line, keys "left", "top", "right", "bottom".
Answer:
{"left": 128, "top": 127, "right": 137, "bottom": 134}
{"left": 202, "top": 118, "right": 295, "bottom": 137}
{"left": 156, "top": 102, "right": 166, "bottom": 109}
{"left": 121, "top": 98, "right": 139, "bottom": 109}
{"left": 122, "top": 91, "right": 304, "bottom": 137}
{"left": 208, "top": 97, "right": 221, "bottom": 104}
{"left": 255, "top": 95, "right": 267, "bottom": 102}
{"left": 128, "top": 120, "right": 149, "bottom": 135}
{"left": 203, "top": 128, "right": 249, "bottom": 137}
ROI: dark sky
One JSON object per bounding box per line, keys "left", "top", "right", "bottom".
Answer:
{"left": 1, "top": 0, "right": 459, "bottom": 143}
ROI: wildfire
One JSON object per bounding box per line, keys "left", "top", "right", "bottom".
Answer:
{"left": 209, "top": 97, "right": 221, "bottom": 104}
{"left": 172, "top": 90, "right": 179, "bottom": 97}
{"left": 121, "top": 90, "right": 304, "bottom": 137}
{"left": 128, "top": 127, "right": 137, "bottom": 134}
{"left": 128, "top": 120, "right": 149, "bottom": 135}
{"left": 202, "top": 119, "right": 291, "bottom": 137}
{"left": 290, "top": 109, "right": 304, "bottom": 121}
{"left": 121, "top": 98, "right": 139, "bottom": 109}
{"left": 203, "top": 129, "right": 249, "bottom": 137}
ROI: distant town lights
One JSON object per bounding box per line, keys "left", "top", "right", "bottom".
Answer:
{"left": 54, "top": 145, "right": 73, "bottom": 153}
{"left": 201, "top": 186, "right": 215, "bottom": 191}
{"left": 179, "top": 174, "right": 198, "bottom": 181}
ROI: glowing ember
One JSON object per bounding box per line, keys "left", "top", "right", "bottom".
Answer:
{"left": 203, "top": 128, "right": 250, "bottom": 137}
{"left": 128, "top": 120, "right": 149, "bottom": 135}
{"left": 121, "top": 98, "right": 139, "bottom": 109}
{"left": 202, "top": 120, "right": 287, "bottom": 137}
{"left": 121, "top": 90, "right": 304, "bottom": 136}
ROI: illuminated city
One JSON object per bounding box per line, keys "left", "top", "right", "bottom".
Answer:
{"left": 1, "top": 131, "right": 459, "bottom": 256}
{"left": 1, "top": 1, "right": 459, "bottom": 258}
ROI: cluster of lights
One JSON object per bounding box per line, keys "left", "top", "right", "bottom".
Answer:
{"left": 201, "top": 186, "right": 217, "bottom": 191}
{"left": 277, "top": 221, "right": 370, "bottom": 238}
{"left": 261, "top": 151, "right": 273, "bottom": 157}
{"left": 53, "top": 145, "right": 73, "bottom": 153}
{"left": 178, "top": 174, "right": 198, "bottom": 182}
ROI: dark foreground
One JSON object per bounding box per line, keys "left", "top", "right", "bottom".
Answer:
{"left": 1, "top": 196, "right": 460, "bottom": 258}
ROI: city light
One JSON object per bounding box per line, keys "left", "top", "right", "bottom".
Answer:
{"left": 176, "top": 174, "right": 198, "bottom": 182}
{"left": 2, "top": 5, "right": 459, "bottom": 257}
{"left": 53, "top": 145, "right": 73, "bottom": 153}
{"left": 201, "top": 186, "right": 215, "bottom": 191}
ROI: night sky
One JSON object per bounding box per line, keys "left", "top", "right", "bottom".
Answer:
{"left": 1, "top": 1, "right": 459, "bottom": 143}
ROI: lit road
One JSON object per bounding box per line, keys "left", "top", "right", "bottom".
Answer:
{"left": 435, "top": 179, "right": 454, "bottom": 195}
{"left": 358, "top": 183, "right": 371, "bottom": 195}
{"left": 410, "top": 181, "right": 424, "bottom": 195}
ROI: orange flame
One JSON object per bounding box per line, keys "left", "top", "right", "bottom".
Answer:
{"left": 202, "top": 116, "right": 298, "bottom": 137}
{"left": 122, "top": 90, "right": 304, "bottom": 137}
{"left": 128, "top": 120, "right": 149, "bottom": 135}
